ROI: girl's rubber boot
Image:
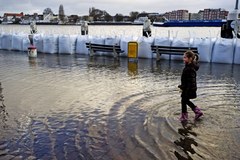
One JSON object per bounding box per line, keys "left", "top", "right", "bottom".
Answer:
{"left": 179, "top": 113, "right": 188, "bottom": 122}
{"left": 194, "top": 107, "right": 203, "bottom": 120}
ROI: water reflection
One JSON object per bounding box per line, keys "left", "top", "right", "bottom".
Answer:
{"left": 174, "top": 122, "right": 201, "bottom": 160}
{"left": 128, "top": 61, "right": 138, "bottom": 76}
{"left": 87, "top": 56, "right": 120, "bottom": 69}
{"left": 28, "top": 57, "right": 37, "bottom": 67}
{"left": 0, "top": 82, "right": 8, "bottom": 129}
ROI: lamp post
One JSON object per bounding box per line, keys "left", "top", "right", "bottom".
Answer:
{"left": 234, "top": 0, "right": 239, "bottom": 37}
{"left": 235, "top": 0, "right": 239, "bottom": 10}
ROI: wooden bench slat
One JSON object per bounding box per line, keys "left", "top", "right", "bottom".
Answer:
{"left": 91, "top": 48, "right": 123, "bottom": 53}
{"left": 151, "top": 46, "right": 198, "bottom": 53}
{"left": 151, "top": 45, "right": 199, "bottom": 61}
{"left": 151, "top": 47, "right": 197, "bottom": 52}
{"left": 85, "top": 42, "right": 124, "bottom": 58}
{"left": 152, "top": 50, "right": 198, "bottom": 54}
{"left": 85, "top": 45, "right": 122, "bottom": 50}
{"left": 86, "top": 43, "right": 121, "bottom": 48}
{"left": 153, "top": 48, "right": 197, "bottom": 52}
{"left": 156, "top": 52, "right": 186, "bottom": 55}
{"left": 87, "top": 46, "right": 122, "bottom": 51}
{"left": 151, "top": 48, "right": 198, "bottom": 52}
{"left": 87, "top": 46, "right": 123, "bottom": 52}
{"left": 151, "top": 45, "right": 197, "bottom": 49}
{"left": 151, "top": 45, "right": 196, "bottom": 48}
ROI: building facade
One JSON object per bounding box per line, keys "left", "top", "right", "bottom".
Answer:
{"left": 203, "top": 8, "right": 228, "bottom": 20}
{"left": 163, "top": 8, "right": 228, "bottom": 21}
{"left": 164, "top": 10, "right": 189, "bottom": 21}
{"left": 3, "top": 12, "right": 24, "bottom": 21}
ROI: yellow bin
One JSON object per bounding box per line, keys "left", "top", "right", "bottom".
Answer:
{"left": 128, "top": 41, "right": 138, "bottom": 58}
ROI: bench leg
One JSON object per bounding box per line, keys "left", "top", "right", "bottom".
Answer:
{"left": 90, "top": 49, "right": 94, "bottom": 57}
{"left": 156, "top": 51, "right": 160, "bottom": 61}
{"left": 113, "top": 46, "right": 118, "bottom": 59}
{"left": 113, "top": 51, "right": 118, "bottom": 59}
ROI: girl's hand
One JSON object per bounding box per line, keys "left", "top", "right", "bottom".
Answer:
{"left": 178, "top": 88, "right": 182, "bottom": 93}
{"left": 178, "top": 85, "right": 182, "bottom": 89}
{"left": 178, "top": 85, "right": 183, "bottom": 93}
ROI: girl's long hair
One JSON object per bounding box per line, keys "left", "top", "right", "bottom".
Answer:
{"left": 184, "top": 50, "right": 199, "bottom": 63}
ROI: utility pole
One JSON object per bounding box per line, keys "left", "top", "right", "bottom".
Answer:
{"left": 235, "top": 0, "right": 239, "bottom": 9}
{"left": 234, "top": 0, "right": 239, "bottom": 37}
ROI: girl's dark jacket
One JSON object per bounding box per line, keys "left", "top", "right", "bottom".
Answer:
{"left": 178, "top": 62, "right": 199, "bottom": 99}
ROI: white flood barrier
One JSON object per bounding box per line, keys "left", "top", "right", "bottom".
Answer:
{"left": 212, "top": 38, "right": 235, "bottom": 64}
{"left": 137, "top": 37, "right": 154, "bottom": 59}
{"left": 43, "top": 34, "right": 59, "bottom": 54}
{"left": 192, "top": 38, "right": 214, "bottom": 63}
{"left": 76, "top": 35, "right": 89, "bottom": 55}
{"left": 105, "top": 37, "right": 121, "bottom": 45}
{"left": 0, "top": 34, "right": 2, "bottom": 50}
{"left": 59, "top": 35, "right": 77, "bottom": 54}
{"left": 1, "top": 32, "right": 240, "bottom": 64}
{"left": 233, "top": 39, "right": 240, "bottom": 64}
{"left": 171, "top": 38, "right": 192, "bottom": 61}
{"left": 33, "top": 34, "right": 44, "bottom": 53}
{"left": 1, "top": 33, "right": 12, "bottom": 50}
{"left": 11, "top": 34, "right": 23, "bottom": 51}
{"left": 22, "top": 34, "right": 31, "bottom": 52}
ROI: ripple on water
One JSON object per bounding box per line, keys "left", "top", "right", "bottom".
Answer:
{"left": 0, "top": 52, "right": 240, "bottom": 159}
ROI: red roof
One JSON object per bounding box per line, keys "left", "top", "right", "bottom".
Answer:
{"left": 4, "top": 13, "right": 24, "bottom": 17}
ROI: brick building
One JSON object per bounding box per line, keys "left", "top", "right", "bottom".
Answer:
{"left": 203, "top": 9, "right": 228, "bottom": 20}
{"left": 164, "top": 10, "right": 189, "bottom": 21}
{"left": 163, "top": 8, "right": 228, "bottom": 21}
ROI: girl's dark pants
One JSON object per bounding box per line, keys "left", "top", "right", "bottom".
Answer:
{"left": 181, "top": 95, "right": 196, "bottom": 113}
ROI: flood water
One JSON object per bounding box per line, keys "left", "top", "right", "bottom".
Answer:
{"left": 0, "top": 50, "right": 240, "bottom": 160}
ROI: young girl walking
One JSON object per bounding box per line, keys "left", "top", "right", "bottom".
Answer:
{"left": 178, "top": 50, "right": 203, "bottom": 122}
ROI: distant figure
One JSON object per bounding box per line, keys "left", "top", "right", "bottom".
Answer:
{"left": 81, "top": 21, "right": 88, "bottom": 35}
{"left": 30, "top": 21, "right": 37, "bottom": 34}
{"left": 221, "top": 22, "right": 233, "bottom": 38}
{"left": 221, "top": 21, "right": 240, "bottom": 39}
{"left": 178, "top": 51, "right": 203, "bottom": 122}
{"left": 29, "top": 21, "right": 37, "bottom": 45}
{"left": 143, "top": 19, "right": 151, "bottom": 37}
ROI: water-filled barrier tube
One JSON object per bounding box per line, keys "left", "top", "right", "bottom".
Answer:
{"left": 0, "top": 32, "right": 239, "bottom": 64}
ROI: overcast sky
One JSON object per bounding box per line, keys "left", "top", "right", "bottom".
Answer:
{"left": 0, "top": 0, "right": 238, "bottom": 16}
